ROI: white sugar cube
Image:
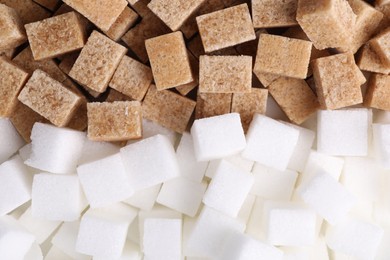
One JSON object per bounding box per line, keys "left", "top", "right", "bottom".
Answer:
{"left": 143, "top": 218, "right": 182, "bottom": 260}
{"left": 94, "top": 240, "right": 142, "bottom": 260}
{"left": 77, "top": 153, "right": 134, "bottom": 208}
{"left": 31, "top": 173, "right": 86, "bottom": 221}
{"left": 25, "top": 123, "right": 86, "bottom": 174}
{"left": 205, "top": 155, "right": 254, "bottom": 179}
{"left": 280, "top": 247, "right": 309, "bottom": 260}
{"left": 45, "top": 246, "right": 73, "bottom": 260}
{"left": 128, "top": 118, "right": 178, "bottom": 146}
{"left": 246, "top": 198, "right": 266, "bottom": 240}
{"left": 121, "top": 135, "right": 180, "bottom": 191}
{"left": 24, "top": 242, "right": 43, "bottom": 260}
{"left": 251, "top": 163, "right": 297, "bottom": 200}
{"left": 77, "top": 139, "right": 119, "bottom": 165}
{"left": 286, "top": 124, "right": 315, "bottom": 172}
{"left": 373, "top": 124, "right": 390, "bottom": 168}
{"left": 176, "top": 132, "right": 208, "bottom": 182}
{"left": 203, "top": 160, "right": 254, "bottom": 217}
{"left": 0, "top": 118, "right": 24, "bottom": 164}
{"left": 157, "top": 177, "right": 207, "bottom": 217}
{"left": 237, "top": 194, "right": 256, "bottom": 225}
{"left": 0, "top": 155, "right": 32, "bottom": 216}
{"left": 124, "top": 184, "right": 161, "bottom": 211}
{"left": 326, "top": 217, "right": 384, "bottom": 260}
{"left": 317, "top": 109, "right": 370, "bottom": 156}
{"left": 298, "top": 172, "right": 356, "bottom": 225}
{"left": 242, "top": 114, "right": 299, "bottom": 171}
{"left": 191, "top": 113, "right": 246, "bottom": 161}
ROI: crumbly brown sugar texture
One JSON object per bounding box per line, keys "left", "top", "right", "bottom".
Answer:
{"left": 199, "top": 55, "right": 252, "bottom": 93}
{"left": 142, "top": 85, "right": 196, "bottom": 133}
{"left": 87, "top": 101, "right": 142, "bottom": 141}
{"left": 0, "top": 4, "right": 26, "bottom": 51}
{"left": 268, "top": 77, "right": 319, "bottom": 124}
{"left": 252, "top": 0, "right": 298, "bottom": 28}
{"left": 109, "top": 55, "right": 153, "bottom": 101}
{"left": 145, "top": 31, "right": 193, "bottom": 90}
{"left": 254, "top": 34, "right": 312, "bottom": 79}
{"left": 25, "top": 12, "right": 86, "bottom": 60}
{"left": 0, "top": 57, "right": 29, "bottom": 117}
{"left": 69, "top": 31, "right": 127, "bottom": 93}
{"left": 18, "top": 69, "right": 82, "bottom": 127}
{"left": 187, "top": 34, "right": 238, "bottom": 60}
{"left": 364, "top": 74, "right": 390, "bottom": 110}
{"left": 0, "top": 0, "right": 50, "bottom": 25}
{"left": 196, "top": 4, "right": 256, "bottom": 53}
{"left": 195, "top": 92, "right": 232, "bottom": 119}
{"left": 312, "top": 53, "right": 365, "bottom": 110}
{"left": 176, "top": 51, "right": 199, "bottom": 96}
{"left": 358, "top": 43, "right": 390, "bottom": 75}
{"left": 104, "top": 7, "right": 139, "bottom": 42}
{"left": 370, "top": 28, "right": 390, "bottom": 67}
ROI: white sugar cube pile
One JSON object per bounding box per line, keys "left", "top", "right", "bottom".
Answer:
{"left": 1, "top": 109, "right": 390, "bottom": 259}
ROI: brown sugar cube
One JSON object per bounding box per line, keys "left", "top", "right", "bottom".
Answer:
{"left": 145, "top": 31, "right": 193, "bottom": 90}
{"left": 33, "top": 0, "right": 60, "bottom": 11}
{"left": 0, "top": 56, "right": 29, "bottom": 117}
{"left": 312, "top": 53, "right": 365, "bottom": 110}
{"left": 254, "top": 34, "right": 312, "bottom": 79}
{"left": 62, "top": 0, "right": 127, "bottom": 31}
{"left": 0, "top": 4, "right": 26, "bottom": 51}
{"left": 199, "top": 55, "right": 252, "bottom": 93}
{"left": 296, "top": 0, "right": 356, "bottom": 51}
{"left": 106, "top": 88, "right": 133, "bottom": 102}
{"left": 25, "top": 12, "right": 86, "bottom": 60}
{"left": 268, "top": 77, "right": 319, "bottom": 124}
{"left": 18, "top": 69, "right": 82, "bottom": 127}
{"left": 195, "top": 92, "right": 232, "bottom": 119}
{"left": 87, "top": 101, "right": 142, "bottom": 141}
{"left": 0, "top": 0, "right": 50, "bottom": 25}
{"left": 255, "top": 72, "right": 280, "bottom": 88}
{"left": 364, "top": 74, "right": 390, "bottom": 110}
{"left": 104, "top": 7, "right": 139, "bottom": 41}
{"left": 196, "top": 4, "right": 255, "bottom": 53}
{"left": 69, "top": 31, "right": 127, "bottom": 93}
{"left": 358, "top": 43, "right": 390, "bottom": 75}
{"left": 109, "top": 55, "right": 153, "bottom": 101}
{"left": 142, "top": 85, "right": 196, "bottom": 133}
{"left": 252, "top": 0, "right": 298, "bottom": 28}
{"left": 176, "top": 51, "right": 199, "bottom": 96}
{"left": 187, "top": 34, "right": 238, "bottom": 60}
{"left": 370, "top": 28, "right": 390, "bottom": 67}
{"left": 376, "top": 4, "right": 390, "bottom": 31}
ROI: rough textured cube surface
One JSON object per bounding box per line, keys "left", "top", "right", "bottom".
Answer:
{"left": 370, "top": 28, "right": 390, "bottom": 66}
{"left": 0, "top": 0, "right": 51, "bottom": 25}
{"left": 199, "top": 55, "right": 252, "bottom": 93}
{"left": 104, "top": 7, "right": 139, "bottom": 41}
{"left": 196, "top": 4, "right": 255, "bottom": 52}
{"left": 254, "top": 34, "right": 312, "bottom": 79}
{"left": 0, "top": 4, "right": 26, "bottom": 51}
{"left": 252, "top": 0, "right": 298, "bottom": 28}
{"left": 145, "top": 31, "right": 193, "bottom": 90}
{"left": 69, "top": 31, "right": 127, "bottom": 93}
{"left": 365, "top": 74, "right": 390, "bottom": 110}
{"left": 195, "top": 93, "right": 232, "bottom": 119}
{"left": 358, "top": 43, "right": 390, "bottom": 75}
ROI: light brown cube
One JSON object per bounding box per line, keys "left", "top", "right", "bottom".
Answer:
{"left": 195, "top": 92, "right": 232, "bottom": 119}
{"left": 231, "top": 88, "right": 268, "bottom": 131}
{"left": 268, "top": 77, "right": 319, "bottom": 124}
{"left": 104, "top": 7, "right": 139, "bottom": 41}
{"left": 18, "top": 69, "right": 82, "bottom": 127}
{"left": 254, "top": 34, "right": 312, "bottom": 79}
{"left": 109, "top": 55, "right": 153, "bottom": 101}
{"left": 62, "top": 0, "right": 127, "bottom": 31}
{"left": 176, "top": 51, "right": 199, "bottom": 96}
{"left": 370, "top": 27, "right": 390, "bottom": 67}
{"left": 0, "top": 56, "right": 29, "bottom": 117}
{"left": 364, "top": 74, "right": 390, "bottom": 110}
{"left": 252, "top": 0, "right": 298, "bottom": 28}
{"left": 146, "top": 31, "right": 193, "bottom": 90}
{"left": 25, "top": 12, "right": 86, "bottom": 60}
{"left": 296, "top": 0, "right": 356, "bottom": 51}
{"left": 312, "top": 53, "right": 365, "bottom": 110}
{"left": 0, "top": 0, "right": 50, "bottom": 24}
{"left": 358, "top": 43, "right": 390, "bottom": 75}
{"left": 69, "top": 31, "right": 127, "bottom": 93}
{"left": 187, "top": 34, "right": 238, "bottom": 60}
{"left": 142, "top": 85, "right": 196, "bottom": 133}
{"left": 196, "top": 4, "right": 255, "bottom": 52}
{"left": 376, "top": 4, "right": 390, "bottom": 31}
{"left": 87, "top": 101, "right": 142, "bottom": 141}
{"left": 148, "top": 0, "right": 205, "bottom": 31}
{"left": 33, "top": 0, "right": 60, "bottom": 11}
{"left": 199, "top": 55, "right": 252, "bottom": 93}
{"left": 0, "top": 4, "right": 26, "bottom": 51}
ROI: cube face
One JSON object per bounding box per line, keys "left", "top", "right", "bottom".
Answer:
{"left": 146, "top": 31, "right": 193, "bottom": 90}
{"left": 199, "top": 55, "right": 252, "bottom": 93}
{"left": 252, "top": 0, "right": 298, "bottom": 28}
{"left": 365, "top": 74, "right": 390, "bottom": 110}
{"left": 373, "top": 124, "right": 390, "bottom": 168}
{"left": 195, "top": 92, "right": 232, "bottom": 120}
{"left": 25, "top": 12, "right": 85, "bottom": 60}
{"left": 0, "top": 4, "right": 26, "bottom": 51}
{"left": 104, "top": 7, "right": 139, "bottom": 41}
{"left": 254, "top": 34, "right": 312, "bottom": 79}
{"left": 196, "top": 4, "right": 255, "bottom": 52}
{"left": 69, "top": 31, "right": 127, "bottom": 93}
{"left": 287, "top": 125, "right": 315, "bottom": 172}
{"left": 370, "top": 28, "right": 390, "bottom": 66}
{"left": 357, "top": 43, "right": 390, "bottom": 75}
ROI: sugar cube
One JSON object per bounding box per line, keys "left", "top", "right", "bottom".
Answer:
{"left": 124, "top": 184, "right": 161, "bottom": 211}
{"left": 372, "top": 123, "right": 390, "bottom": 168}
{"left": 237, "top": 194, "right": 256, "bottom": 225}
{"left": 77, "top": 139, "right": 119, "bottom": 165}
{"left": 0, "top": 118, "right": 25, "bottom": 163}
{"left": 286, "top": 124, "right": 315, "bottom": 172}
{"left": 0, "top": 4, "right": 26, "bottom": 50}
{"left": 195, "top": 92, "right": 232, "bottom": 120}
{"left": 104, "top": 7, "right": 139, "bottom": 41}
{"left": 365, "top": 74, "right": 390, "bottom": 111}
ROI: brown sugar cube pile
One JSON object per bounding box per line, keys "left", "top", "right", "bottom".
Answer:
{"left": 312, "top": 52, "right": 365, "bottom": 110}
{"left": 252, "top": 0, "right": 298, "bottom": 28}
{"left": 254, "top": 34, "right": 312, "bottom": 79}
{"left": 195, "top": 93, "right": 232, "bottom": 119}
{"left": 358, "top": 43, "right": 390, "bottom": 75}
{"left": 25, "top": 12, "right": 86, "bottom": 60}
{"left": 0, "top": 0, "right": 50, "bottom": 25}
{"left": 196, "top": 4, "right": 255, "bottom": 53}
{"left": 370, "top": 28, "right": 390, "bottom": 67}
{"left": 69, "top": 31, "right": 127, "bottom": 94}
{"left": 18, "top": 69, "right": 82, "bottom": 127}
{"left": 0, "top": 4, "right": 26, "bottom": 51}
{"left": 364, "top": 74, "right": 390, "bottom": 110}
{"left": 87, "top": 101, "right": 142, "bottom": 141}
{"left": 231, "top": 88, "right": 268, "bottom": 131}
{"left": 199, "top": 55, "right": 252, "bottom": 93}
{"left": 104, "top": 7, "right": 139, "bottom": 42}
{"left": 109, "top": 55, "right": 153, "bottom": 101}
{"left": 0, "top": 57, "right": 29, "bottom": 117}
{"left": 148, "top": 0, "right": 206, "bottom": 31}
{"left": 145, "top": 31, "right": 193, "bottom": 90}
{"left": 142, "top": 85, "right": 196, "bottom": 133}
{"left": 268, "top": 77, "right": 319, "bottom": 124}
